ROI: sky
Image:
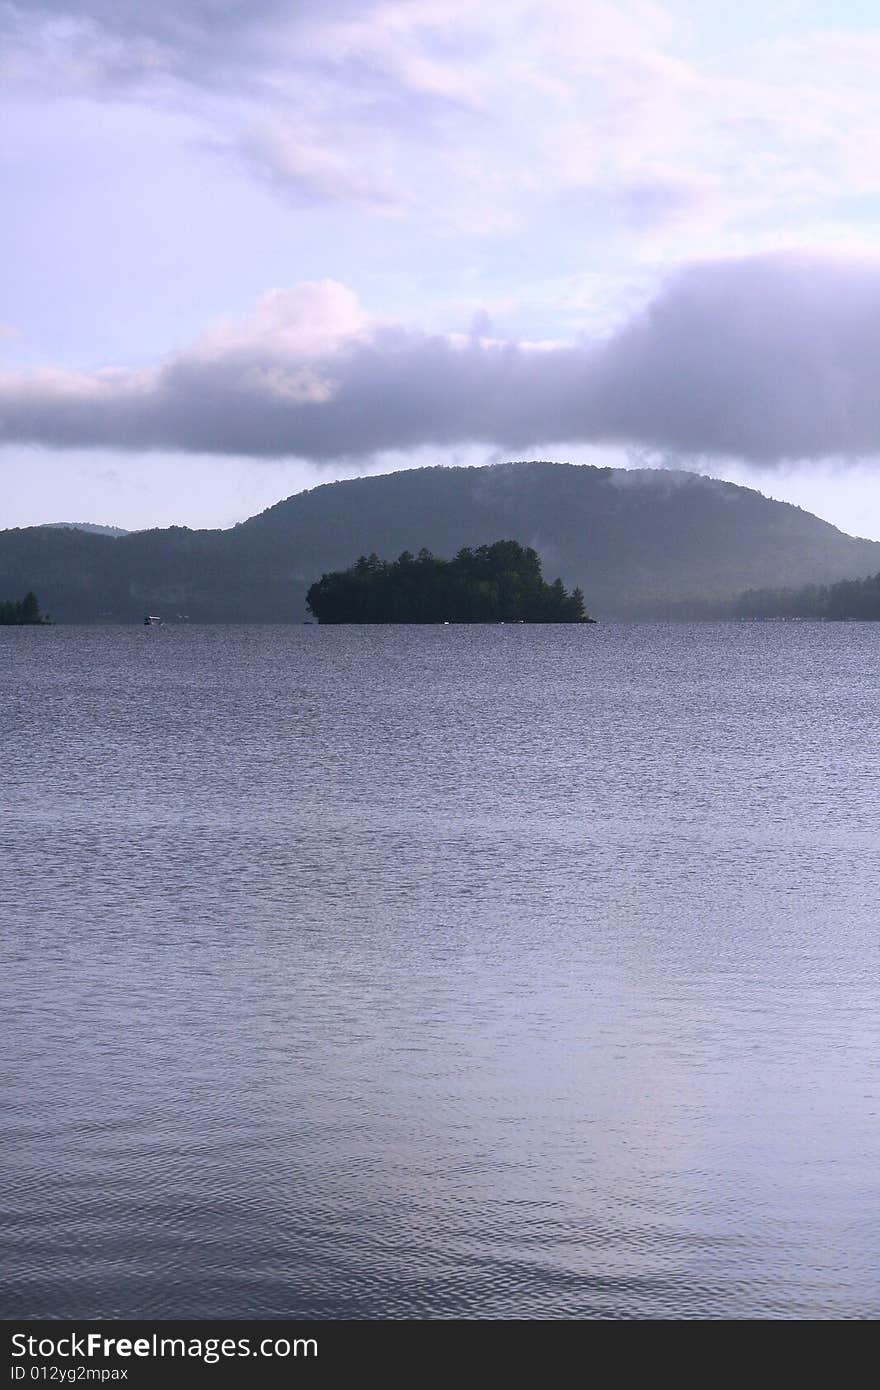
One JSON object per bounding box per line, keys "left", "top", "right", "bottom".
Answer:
{"left": 4, "top": 1, "right": 880, "bottom": 536}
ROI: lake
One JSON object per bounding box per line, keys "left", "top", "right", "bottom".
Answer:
{"left": 1, "top": 623, "right": 878, "bottom": 1319}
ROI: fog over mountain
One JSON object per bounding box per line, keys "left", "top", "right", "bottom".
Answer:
{"left": 5, "top": 257, "right": 880, "bottom": 467}
{"left": 2, "top": 462, "right": 879, "bottom": 622}
{"left": 44, "top": 522, "right": 130, "bottom": 536}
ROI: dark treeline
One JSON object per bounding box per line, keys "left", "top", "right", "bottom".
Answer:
{"left": 733, "top": 570, "right": 880, "bottom": 620}
{"left": 0, "top": 591, "right": 49, "bottom": 625}
{"left": 306, "top": 540, "right": 593, "bottom": 623}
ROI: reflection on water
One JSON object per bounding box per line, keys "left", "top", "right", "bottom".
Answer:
{"left": 1, "top": 623, "right": 879, "bottom": 1318}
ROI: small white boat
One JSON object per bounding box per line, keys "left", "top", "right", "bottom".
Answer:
{"left": 143, "top": 615, "right": 162, "bottom": 626}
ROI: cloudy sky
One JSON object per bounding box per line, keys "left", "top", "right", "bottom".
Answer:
{"left": 4, "top": 0, "right": 880, "bottom": 535}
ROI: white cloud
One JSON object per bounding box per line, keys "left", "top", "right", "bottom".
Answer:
{"left": 6, "top": 1, "right": 880, "bottom": 252}
{"left": 192, "top": 281, "right": 368, "bottom": 358}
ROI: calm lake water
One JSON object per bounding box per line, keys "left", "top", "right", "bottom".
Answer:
{"left": 2, "top": 623, "right": 879, "bottom": 1320}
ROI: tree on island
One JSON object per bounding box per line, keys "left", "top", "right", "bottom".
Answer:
{"left": 306, "top": 540, "right": 594, "bottom": 623}
{"left": 0, "top": 591, "right": 50, "bottom": 625}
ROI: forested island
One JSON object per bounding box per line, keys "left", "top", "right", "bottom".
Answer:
{"left": 306, "top": 540, "right": 593, "bottom": 623}
{"left": 0, "top": 592, "right": 49, "bottom": 625}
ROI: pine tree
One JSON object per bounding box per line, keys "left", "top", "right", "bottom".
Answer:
{"left": 20, "top": 592, "right": 40, "bottom": 623}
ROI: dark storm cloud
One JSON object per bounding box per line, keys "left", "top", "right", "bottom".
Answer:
{"left": 589, "top": 253, "right": 880, "bottom": 460}
{"left": 3, "top": 254, "right": 880, "bottom": 464}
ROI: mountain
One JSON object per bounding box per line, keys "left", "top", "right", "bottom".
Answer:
{"left": 43, "top": 522, "right": 130, "bottom": 537}
{"left": 2, "top": 462, "right": 880, "bottom": 622}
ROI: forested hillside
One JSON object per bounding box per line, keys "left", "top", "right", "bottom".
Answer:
{"left": 2, "top": 462, "right": 879, "bottom": 622}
